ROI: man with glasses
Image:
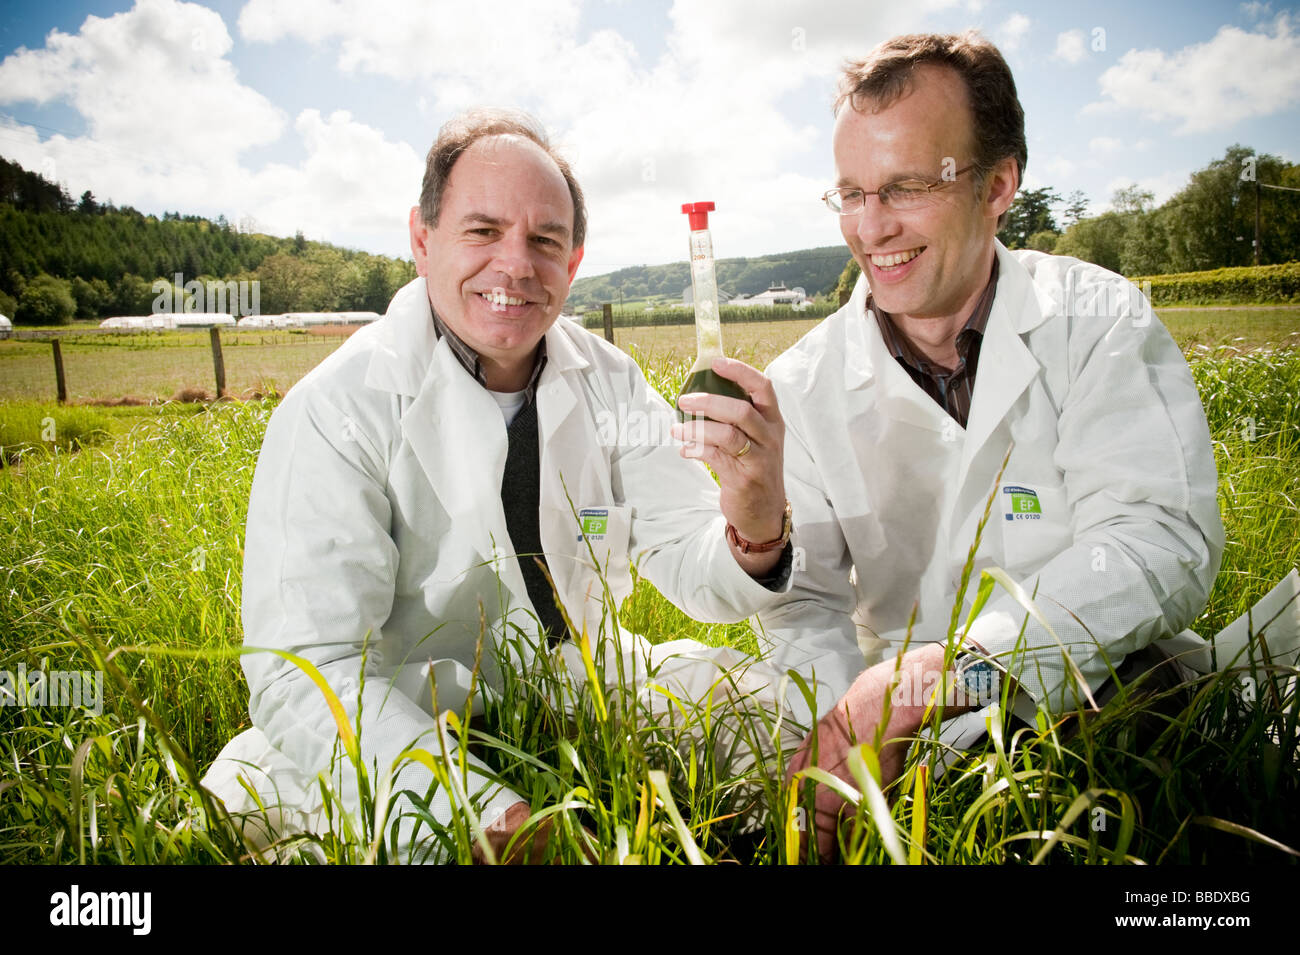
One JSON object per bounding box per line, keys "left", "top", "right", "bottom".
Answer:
{"left": 758, "top": 32, "right": 1223, "bottom": 860}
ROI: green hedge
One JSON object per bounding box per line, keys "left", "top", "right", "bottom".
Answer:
{"left": 581, "top": 302, "right": 839, "bottom": 330}
{"left": 1132, "top": 262, "right": 1300, "bottom": 306}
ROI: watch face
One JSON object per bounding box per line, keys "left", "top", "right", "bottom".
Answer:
{"left": 957, "top": 658, "right": 999, "bottom": 708}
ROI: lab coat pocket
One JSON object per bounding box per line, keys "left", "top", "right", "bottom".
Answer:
{"left": 1000, "top": 480, "right": 1072, "bottom": 574}
{"left": 574, "top": 504, "right": 634, "bottom": 603}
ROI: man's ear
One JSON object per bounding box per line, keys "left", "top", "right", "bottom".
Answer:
{"left": 408, "top": 206, "right": 429, "bottom": 277}
{"left": 984, "top": 157, "right": 1020, "bottom": 223}
{"left": 566, "top": 245, "right": 585, "bottom": 284}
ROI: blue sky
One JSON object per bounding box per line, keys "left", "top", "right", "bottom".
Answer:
{"left": 2, "top": 0, "right": 1298, "bottom": 278}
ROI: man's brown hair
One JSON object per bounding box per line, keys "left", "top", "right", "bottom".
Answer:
{"left": 418, "top": 107, "right": 587, "bottom": 249}
{"left": 836, "top": 31, "right": 1025, "bottom": 226}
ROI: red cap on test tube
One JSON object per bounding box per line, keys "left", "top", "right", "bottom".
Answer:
{"left": 682, "top": 201, "right": 715, "bottom": 231}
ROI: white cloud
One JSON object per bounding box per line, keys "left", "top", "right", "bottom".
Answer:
{"left": 1053, "top": 29, "right": 1086, "bottom": 64}
{"left": 1088, "top": 13, "right": 1300, "bottom": 133}
{"left": 0, "top": 0, "right": 970, "bottom": 274}
{"left": 1241, "top": 2, "right": 1272, "bottom": 22}
{"left": 235, "top": 0, "right": 957, "bottom": 272}
{"left": 246, "top": 110, "right": 424, "bottom": 244}
{"left": 1041, "top": 156, "right": 1076, "bottom": 180}
{"left": 1089, "top": 136, "right": 1123, "bottom": 156}
{"left": 0, "top": 0, "right": 283, "bottom": 162}
{"left": 996, "top": 13, "right": 1031, "bottom": 53}
{"left": 0, "top": 1, "right": 420, "bottom": 258}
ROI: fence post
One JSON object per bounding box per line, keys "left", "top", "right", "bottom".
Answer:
{"left": 209, "top": 326, "right": 227, "bottom": 397}
{"left": 51, "top": 339, "right": 67, "bottom": 404}
{"left": 602, "top": 303, "right": 614, "bottom": 344}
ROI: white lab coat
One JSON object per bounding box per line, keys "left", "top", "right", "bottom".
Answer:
{"left": 202, "top": 277, "right": 794, "bottom": 859}
{"left": 760, "top": 243, "right": 1225, "bottom": 727}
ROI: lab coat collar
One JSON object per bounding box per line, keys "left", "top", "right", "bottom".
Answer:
{"left": 364, "top": 277, "right": 440, "bottom": 398}
{"left": 843, "top": 273, "right": 876, "bottom": 391}
{"left": 386, "top": 284, "right": 599, "bottom": 618}
{"left": 955, "top": 241, "right": 1048, "bottom": 494}
{"left": 402, "top": 343, "right": 521, "bottom": 596}
{"left": 541, "top": 315, "right": 592, "bottom": 375}
{"left": 844, "top": 241, "right": 1050, "bottom": 485}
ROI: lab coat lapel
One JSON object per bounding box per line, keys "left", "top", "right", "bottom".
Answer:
{"left": 861, "top": 291, "right": 951, "bottom": 435}
{"left": 534, "top": 322, "right": 599, "bottom": 609}
{"left": 404, "top": 345, "right": 515, "bottom": 567}
{"left": 955, "top": 244, "right": 1046, "bottom": 500}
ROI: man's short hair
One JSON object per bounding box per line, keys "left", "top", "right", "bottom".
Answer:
{"left": 835, "top": 31, "right": 1026, "bottom": 227}
{"left": 418, "top": 107, "right": 587, "bottom": 249}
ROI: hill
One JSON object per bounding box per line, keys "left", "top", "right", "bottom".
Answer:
{"left": 567, "top": 245, "right": 851, "bottom": 309}
{"left": 0, "top": 156, "right": 415, "bottom": 323}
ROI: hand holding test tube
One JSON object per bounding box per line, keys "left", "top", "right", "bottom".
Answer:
{"left": 670, "top": 201, "right": 791, "bottom": 577}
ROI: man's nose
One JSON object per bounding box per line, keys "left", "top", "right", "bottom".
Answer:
{"left": 847, "top": 195, "right": 902, "bottom": 249}
{"left": 491, "top": 231, "right": 536, "bottom": 281}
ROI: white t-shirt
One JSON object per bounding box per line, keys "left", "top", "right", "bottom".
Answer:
{"left": 489, "top": 388, "right": 528, "bottom": 426}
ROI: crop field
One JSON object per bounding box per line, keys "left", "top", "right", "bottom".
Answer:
{"left": 2, "top": 307, "right": 1297, "bottom": 403}
{"left": 1, "top": 309, "right": 1298, "bottom": 865}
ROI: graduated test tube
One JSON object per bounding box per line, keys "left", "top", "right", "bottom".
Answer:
{"left": 677, "top": 201, "right": 749, "bottom": 417}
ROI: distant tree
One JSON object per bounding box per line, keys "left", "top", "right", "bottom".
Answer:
{"left": 833, "top": 256, "right": 860, "bottom": 302}
{"left": 1159, "top": 144, "right": 1298, "bottom": 271}
{"left": 1027, "top": 230, "right": 1060, "bottom": 253}
{"left": 1111, "top": 185, "right": 1155, "bottom": 216}
{"left": 1120, "top": 210, "right": 1171, "bottom": 275}
{"left": 999, "top": 187, "right": 1061, "bottom": 249}
{"left": 362, "top": 260, "right": 392, "bottom": 313}
{"left": 113, "top": 273, "right": 156, "bottom": 314}
{"left": 16, "top": 274, "right": 76, "bottom": 325}
{"left": 77, "top": 190, "right": 98, "bottom": 215}
{"left": 1062, "top": 190, "right": 1089, "bottom": 228}
{"left": 0, "top": 288, "right": 16, "bottom": 319}
{"left": 71, "top": 276, "right": 112, "bottom": 318}
{"left": 1054, "top": 213, "right": 1126, "bottom": 273}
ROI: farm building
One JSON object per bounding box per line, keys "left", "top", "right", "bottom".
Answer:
{"left": 172, "top": 312, "right": 237, "bottom": 328}
{"left": 280, "top": 311, "right": 381, "bottom": 327}
{"left": 100, "top": 315, "right": 175, "bottom": 330}
{"left": 100, "top": 313, "right": 236, "bottom": 330}
{"left": 0, "top": 314, "right": 11, "bottom": 339}
{"left": 681, "top": 286, "right": 733, "bottom": 306}
{"left": 725, "top": 282, "right": 811, "bottom": 308}
{"left": 237, "top": 311, "right": 381, "bottom": 329}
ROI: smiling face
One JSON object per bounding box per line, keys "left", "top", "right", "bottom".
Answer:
{"left": 409, "top": 134, "right": 584, "bottom": 390}
{"left": 832, "top": 63, "right": 1016, "bottom": 328}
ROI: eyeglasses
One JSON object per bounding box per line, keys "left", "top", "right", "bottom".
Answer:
{"left": 823, "top": 164, "right": 979, "bottom": 215}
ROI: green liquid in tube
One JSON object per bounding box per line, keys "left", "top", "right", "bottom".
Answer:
{"left": 676, "top": 213, "right": 751, "bottom": 421}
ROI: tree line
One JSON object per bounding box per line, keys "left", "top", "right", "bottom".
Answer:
{"left": 0, "top": 157, "right": 416, "bottom": 325}
{"left": 996, "top": 145, "right": 1300, "bottom": 275}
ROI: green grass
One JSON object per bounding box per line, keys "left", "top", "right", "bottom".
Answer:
{"left": 1160, "top": 307, "right": 1300, "bottom": 353}
{"left": 1, "top": 348, "right": 1297, "bottom": 864}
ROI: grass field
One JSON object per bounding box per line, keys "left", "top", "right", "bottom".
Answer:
{"left": 3, "top": 306, "right": 1297, "bottom": 403}
{"left": 1, "top": 310, "right": 1298, "bottom": 865}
